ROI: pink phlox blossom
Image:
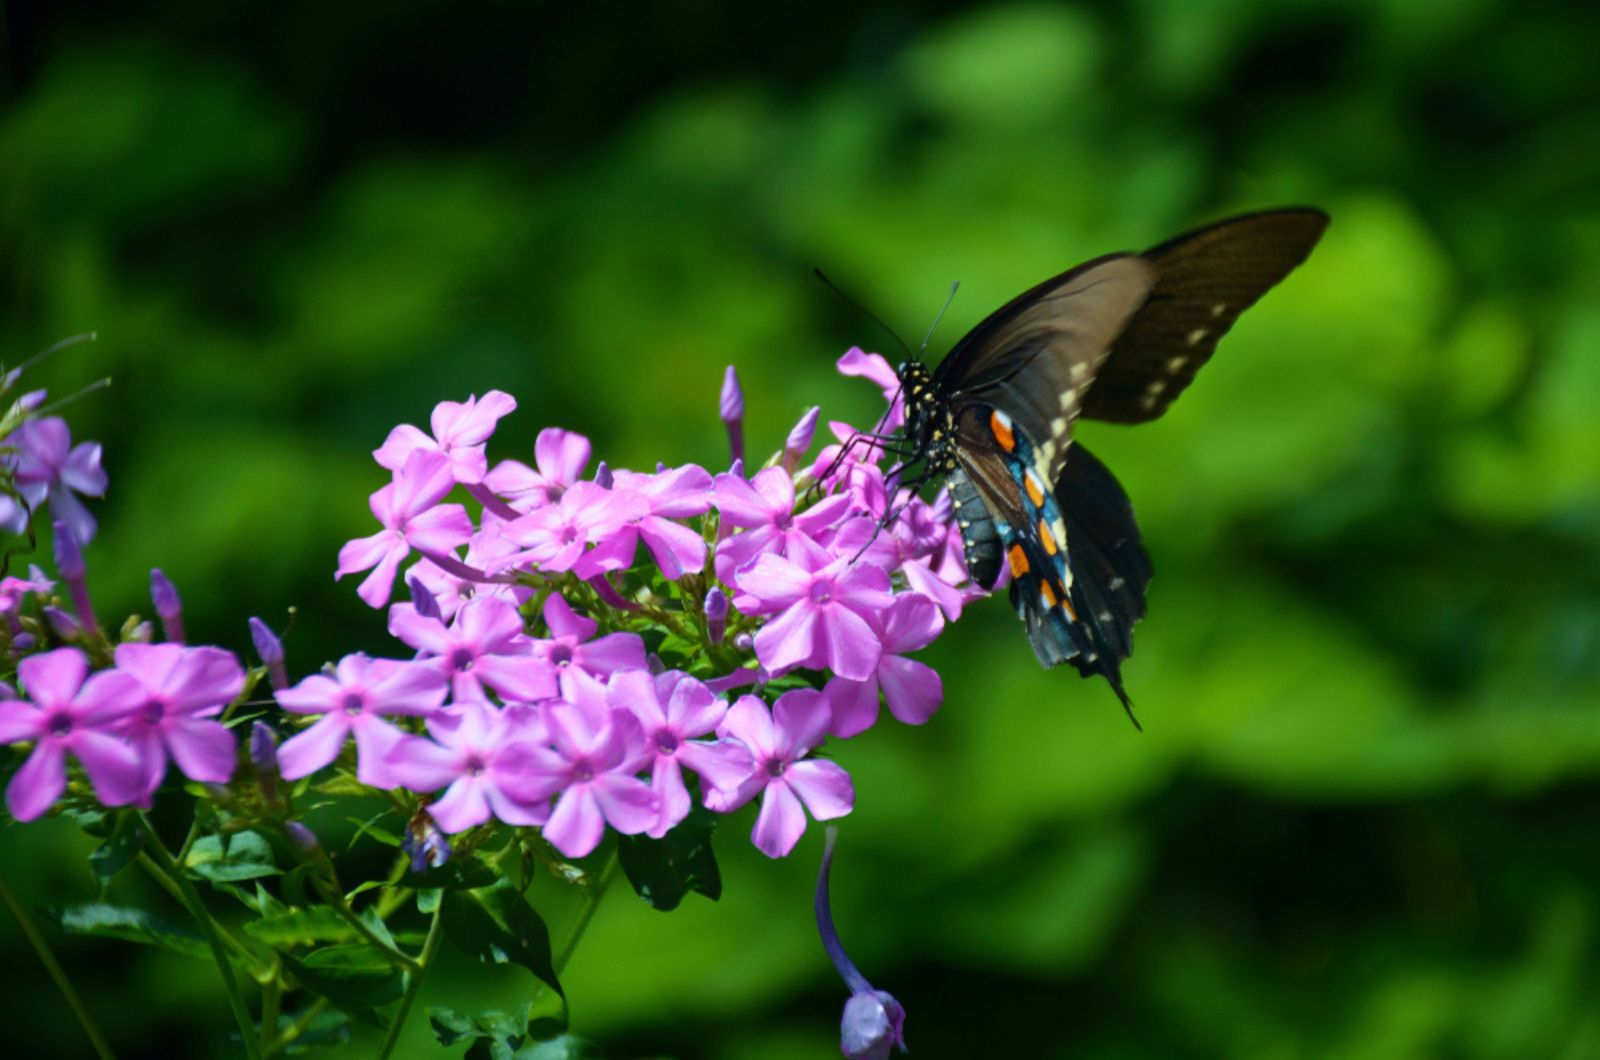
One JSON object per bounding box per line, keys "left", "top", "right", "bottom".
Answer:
{"left": 113, "top": 643, "right": 245, "bottom": 798}
{"left": 824, "top": 594, "right": 945, "bottom": 738}
{"left": 11, "top": 417, "right": 107, "bottom": 545}
{"left": 387, "top": 595, "right": 554, "bottom": 704}
{"left": 373, "top": 391, "right": 517, "bottom": 486}
{"left": 275, "top": 654, "right": 449, "bottom": 787}
{"left": 608, "top": 464, "right": 714, "bottom": 579}
{"left": 483, "top": 427, "right": 592, "bottom": 512}
{"left": 383, "top": 699, "right": 553, "bottom": 832}
{"left": 0, "top": 647, "right": 145, "bottom": 821}
{"left": 404, "top": 520, "right": 532, "bottom": 621}
{"left": 499, "top": 480, "right": 647, "bottom": 577}
{"left": 522, "top": 669, "right": 659, "bottom": 858}
{"left": 608, "top": 669, "right": 752, "bottom": 838}
{"left": 529, "top": 594, "right": 647, "bottom": 679}
{"left": 0, "top": 565, "right": 54, "bottom": 613}
{"left": 733, "top": 534, "right": 894, "bottom": 681}
{"left": 836, "top": 348, "right": 905, "bottom": 431}
{"left": 705, "top": 689, "right": 853, "bottom": 858}
{"left": 337, "top": 450, "right": 474, "bottom": 608}
{"left": 811, "top": 421, "right": 895, "bottom": 498}
{"left": 713, "top": 467, "right": 850, "bottom": 584}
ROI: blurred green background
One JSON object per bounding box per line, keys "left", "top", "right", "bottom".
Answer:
{"left": 4, "top": 1, "right": 1600, "bottom": 1056}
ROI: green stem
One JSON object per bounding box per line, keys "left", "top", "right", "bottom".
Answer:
{"left": 0, "top": 873, "right": 118, "bottom": 1060}
{"left": 553, "top": 849, "right": 619, "bottom": 976}
{"left": 135, "top": 852, "right": 261, "bottom": 969}
{"left": 257, "top": 960, "right": 282, "bottom": 1057}
{"left": 373, "top": 904, "right": 444, "bottom": 1060}
{"left": 312, "top": 879, "right": 420, "bottom": 973}
{"left": 137, "top": 813, "right": 263, "bottom": 1060}
{"left": 272, "top": 998, "right": 329, "bottom": 1054}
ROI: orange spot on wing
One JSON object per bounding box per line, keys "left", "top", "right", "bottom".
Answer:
{"left": 1041, "top": 578, "right": 1078, "bottom": 620}
{"left": 1039, "top": 580, "right": 1057, "bottom": 607}
{"left": 1038, "top": 519, "right": 1058, "bottom": 555}
{"left": 990, "top": 411, "right": 1016, "bottom": 452}
{"left": 1025, "top": 473, "right": 1045, "bottom": 508}
{"left": 1006, "top": 544, "right": 1029, "bottom": 577}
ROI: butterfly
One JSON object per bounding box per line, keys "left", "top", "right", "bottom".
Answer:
{"left": 895, "top": 208, "right": 1330, "bottom": 726}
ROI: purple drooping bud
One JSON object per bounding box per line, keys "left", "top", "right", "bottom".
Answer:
{"left": 251, "top": 720, "right": 280, "bottom": 802}
{"left": 705, "top": 586, "right": 728, "bottom": 645}
{"left": 248, "top": 616, "right": 289, "bottom": 690}
{"left": 407, "top": 575, "right": 442, "bottom": 622}
{"left": 286, "top": 821, "right": 320, "bottom": 853}
{"left": 733, "top": 631, "right": 754, "bottom": 653}
{"left": 150, "top": 569, "right": 185, "bottom": 643}
{"left": 52, "top": 522, "right": 97, "bottom": 636}
{"left": 43, "top": 605, "right": 81, "bottom": 640}
{"left": 720, "top": 365, "right": 745, "bottom": 467}
{"left": 816, "top": 827, "right": 906, "bottom": 1060}
{"left": 594, "top": 460, "right": 614, "bottom": 490}
{"left": 783, "top": 405, "right": 821, "bottom": 474}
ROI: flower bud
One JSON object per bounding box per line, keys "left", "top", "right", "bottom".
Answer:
{"left": 286, "top": 821, "right": 320, "bottom": 853}
{"left": 783, "top": 405, "right": 821, "bottom": 474}
{"left": 43, "top": 605, "right": 82, "bottom": 641}
{"left": 720, "top": 365, "right": 744, "bottom": 466}
{"left": 407, "top": 575, "right": 442, "bottom": 622}
{"left": 150, "top": 569, "right": 185, "bottom": 643}
{"left": 52, "top": 522, "right": 98, "bottom": 636}
{"left": 594, "top": 460, "right": 614, "bottom": 489}
{"left": 817, "top": 827, "right": 906, "bottom": 1059}
{"left": 704, "top": 586, "right": 728, "bottom": 645}
{"left": 249, "top": 617, "right": 289, "bottom": 690}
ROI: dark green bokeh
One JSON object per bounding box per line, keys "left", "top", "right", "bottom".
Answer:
{"left": 3, "top": 2, "right": 1599, "bottom": 1057}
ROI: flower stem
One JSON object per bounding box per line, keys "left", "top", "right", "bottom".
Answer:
{"left": 136, "top": 813, "right": 263, "bottom": 1060}
{"left": 373, "top": 903, "right": 444, "bottom": 1060}
{"left": 0, "top": 873, "right": 118, "bottom": 1060}
{"left": 311, "top": 878, "right": 420, "bottom": 973}
{"left": 553, "top": 849, "right": 619, "bottom": 976}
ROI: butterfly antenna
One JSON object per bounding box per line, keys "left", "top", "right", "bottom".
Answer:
{"left": 919, "top": 281, "right": 960, "bottom": 355}
{"left": 812, "top": 268, "right": 915, "bottom": 362}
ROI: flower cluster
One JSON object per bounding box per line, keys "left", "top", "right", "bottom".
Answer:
{"left": 309, "top": 352, "right": 978, "bottom": 857}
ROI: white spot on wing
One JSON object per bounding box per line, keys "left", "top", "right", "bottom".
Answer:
{"left": 1070, "top": 362, "right": 1088, "bottom": 382}
{"left": 1140, "top": 378, "right": 1166, "bottom": 409}
{"left": 1049, "top": 415, "right": 1068, "bottom": 438}
{"left": 1057, "top": 387, "right": 1077, "bottom": 411}
{"left": 1211, "top": 303, "right": 1227, "bottom": 318}
{"left": 1186, "top": 328, "right": 1206, "bottom": 346}
{"left": 1166, "top": 356, "right": 1188, "bottom": 373}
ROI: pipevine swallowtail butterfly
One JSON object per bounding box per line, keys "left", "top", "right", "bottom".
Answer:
{"left": 893, "top": 207, "right": 1329, "bottom": 727}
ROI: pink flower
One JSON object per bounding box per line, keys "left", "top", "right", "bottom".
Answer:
{"left": 706, "top": 689, "right": 853, "bottom": 858}
{"left": 500, "top": 481, "right": 646, "bottom": 576}
{"left": 387, "top": 596, "right": 554, "bottom": 704}
{"left": 0, "top": 648, "right": 145, "bottom": 820}
{"left": 608, "top": 670, "right": 752, "bottom": 837}
{"left": 374, "top": 391, "right": 517, "bottom": 485}
{"left": 383, "top": 700, "right": 552, "bottom": 832}
{"left": 11, "top": 417, "right": 107, "bottom": 545}
{"left": 113, "top": 643, "right": 245, "bottom": 798}
{"left": 712, "top": 467, "right": 850, "bottom": 583}
{"left": 522, "top": 670, "right": 659, "bottom": 858}
{"left": 824, "top": 594, "right": 945, "bottom": 738}
{"left": 483, "top": 427, "right": 592, "bottom": 511}
{"left": 337, "top": 450, "right": 475, "bottom": 608}
{"left": 836, "top": 347, "right": 904, "bottom": 430}
{"left": 529, "top": 594, "right": 647, "bottom": 679}
{"left": 733, "top": 536, "right": 894, "bottom": 681}
{"left": 275, "top": 655, "right": 448, "bottom": 786}
{"left": 609, "top": 464, "right": 714, "bottom": 579}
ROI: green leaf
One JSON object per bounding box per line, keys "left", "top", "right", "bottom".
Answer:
{"left": 427, "top": 1002, "right": 530, "bottom": 1052}
{"left": 617, "top": 803, "right": 722, "bottom": 911}
{"left": 345, "top": 815, "right": 402, "bottom": 849}
{"left": 243, "top": 906, "right": 358, "bottom": 947}
{"left": 272, "top": 1006, "right": 351, "bottom": 1055}
{"left": 441, "top": 881, "right": 565, "bottom": 1028}
{"left": 282, "top": 944, "right": 406, "bottom": 1010}
{"left": 49, "top": 903, "right": 210, "bottom": 960}
{"left": 186, "top": 830, "right": 282, "bottom": 882}
{"left": 88, "top": 812, "right": 141, "bottom": 883}
{"left": 407, "top": 853, "right": 499, "bottom": 890}
{"left": 515, "top": 1035, "right": 604, "bottom": 1059}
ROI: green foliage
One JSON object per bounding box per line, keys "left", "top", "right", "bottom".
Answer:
{"left": 2, "top": 0, "right": 1598, "bottom": 1057}
{"left": 617, "top": 806, "right": 723, "bottom": 912}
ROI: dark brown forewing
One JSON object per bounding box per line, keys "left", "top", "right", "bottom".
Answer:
{"left": 936, "top": 256, "right": 1154, "bottom": 484}
{"left": 1080, "top": 208, "right": 1329, "bottom": 424}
